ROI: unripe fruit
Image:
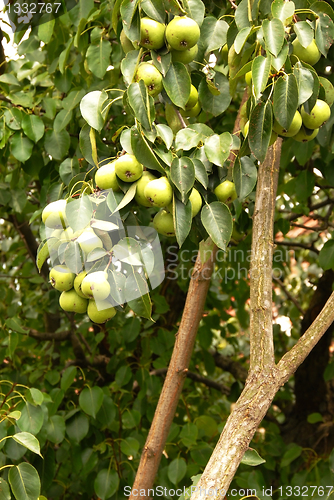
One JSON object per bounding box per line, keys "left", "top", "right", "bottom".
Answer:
{"left": 171, "top": 44, "right": 198, "bottom": 64}
{"left": 95, "top": 162, "right": 120, "bottom": 191}
{"left": 140, "top": 17, "right": 166, "bottom": 50}
{"left": 180, "top": 101, "right": 201, "bottom": 118}
{"left": 42, "top": 200, "right": 67, "bottom": 228}
{"left": 87, "top": 300, "right": 116, "bottom": 323}
{"left": 81, "top": 271, "right": 110, "bottom": 301}
{"left": 273, "top": 110, "right": 302, "bottom": 137}
{"left": 214, "top": 180, "right": 238, "bottom": 203}
{"left": 189, "top": 188, "right": 202, "bottom": 217}
{"left": 185, "top": 85, "right": 198, "bottom": 110}
{"left": 59, "top": 289, "right": 88, "bottom": 314}
{"left": 114, "top": 153, "right": 143, "bottom": 182}
{"left": 60, "top": 227, "right": 74, "bottom": 242}
{"left": 153, "top": 209, "right": 175, "bottom": 236}
{"left": 144, "top": 177, "right": 173, "bottom": 207}
{"left": 76, "top": 228, "right": 103, "bottom": 256}
{"left": 120, "top": 29, "right": 136, "bottom": 53}
{"left": 166, "top": 16, "right": 200, "bottom": 51}
{"left": 242, "top": 120, "right": 249, "bottom": 137}
{"left": 245, "top": 71, "right": 252, "bottom": 87}
{"left": 49, "top": 265, "right": 75, "bottom": 292}
{"left": 292, "top": 38, "right": 321, "bottom": 65}
{"left": 135, "top": 171, "right": 157, "bottom": 207}
{"left": 74, "top": 271, "right": 88, "bottom": 298}
{"left": 300, "top": 99, "right": 331, "bottom": 129}
{"left": 292, "top": 126, "right": 319, "bottom": 142}
{"left": 134, "top": 62, "right": 163, "bottom": 97}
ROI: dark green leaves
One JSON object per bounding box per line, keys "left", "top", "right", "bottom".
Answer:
{"left": 86, "top": 39, "right": 112, "bottom": 79}
{"left": 174, "top": 197, "right": 192, "bottom": 248}
{"left": 170, "top": 157, "right": 195, "bottom": 202}
{"left": 79, "top": 386, "right": 104, "bottom": 418}
{"left": 163, "top": 62, "right": 191, "bottom": 109}
{"left": 252, "top": 55, "right": 271, "bottom": 99}
{"left": 201, "top": 202, "right": 233, "bottom": 251}
{"left": 293, "top": 63, "right": 314, "bottom": 106}
{"left": 234, "top": 156, "right": 257, "bottom": 200}
{"left": 198, "top": 73, "right": 231, "bottom": 116}
{"left": 273, "top": 74, "right": 298, "bottom": 129}
{"left": 130, "top": 127, "right": 165, "bottom": 173}
{"left": 80, "top": 91, "right": 108, "bottom": 132}
{"left": 8, "top": 463, "right": 41, "bottom": 500}
{"left": 127, "top": 81, "right": 155, "bottom": 129}
{"left": 262, "top": 18, "right": 285, "bottom": 57}
{"left": 204, "top": 132, "right": 232, "bottom": 167}
{"left": 248, "top": 100, "right": 273, "bottom": 162}
{"left": 315, "top": 12, "right": 334, "bottom": 56}
{"left": 94, "top": 469, "right": 119, "bottom": 500}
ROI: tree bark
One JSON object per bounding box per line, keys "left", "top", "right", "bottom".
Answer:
{"left": 129, "top": 240, "right": 218, "bottom": 500}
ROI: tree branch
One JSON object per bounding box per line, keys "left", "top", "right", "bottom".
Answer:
{"left": 149, "top": 368, "right": 230, "bottom": 395}
{"left": 130, "top": 239, "right": 218, "bottom": 500}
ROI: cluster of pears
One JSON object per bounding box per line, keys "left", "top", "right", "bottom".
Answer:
{"left": 120, "top": 14, "right": 202, "bottom": 119}
{"left": 242, "top": 36, "right": 331, "bottom": 144}
{"left": 95, "top": 153, "right": 203, "bottom": 237}
{"left": 42, "top": 200, "right": 117, "bottom": 324}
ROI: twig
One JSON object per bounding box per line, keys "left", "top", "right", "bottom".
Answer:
{"left": 273, "top": 277, "right": 305, "bottom": 315}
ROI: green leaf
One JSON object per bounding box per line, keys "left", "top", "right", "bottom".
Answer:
{"left": 319, "top": 76, "right": 334, "bottom": 107}
{"left": 180, "top": 422, "right": 198, "bottom": 447}
{"left": 8, "top": 463, "right": 41, "bottom": 500}
{"left": 61, "top": 88, "right": 86, "bottom": 111}
{"left": 198, "top": 73, "right": 231, "bottom": 116}
{"left": 59, "top": 158, "right": 80, "bottom": 185}
{"left": 293, "top": 62, "right": 314, "bottom": 106}
{"left": 319, "top": 240, "right": 334, "bottom": 270}
{"left": 182, "top": 0, "right": 205, "bottom": 25}
{"left": 295, "top": 169, "right": 315, "bottom": 201}
{"left": 248, "top": 99, "right": 273, "bottom": 162}
{"left": 126, "top": 273, "right": 152, "bottom": 319}
{"left": 5, "top": 108, "right": 22, "bottom": 130}
{"left": 127, "top": 81, "right": 155, "bottom": 130}
{"left": 80, "top": 90, "right": 108, "bottom": 132}
{"left": 21, "top": 114, "right": 44, "bottom": 143}
{"left": 201, "top": 202, "right": 233, "bottom": 251}
{"left": 193, "top": 158, "right": 208, "bottom": 188}
{"left": 12, "top": 432, "right": 42, "bottom": 457}
{"left": 11, "top": 133, "right": 34, "bottom": 162}
{"left": 271, "top": 40, "right": 289, "bottom": 72}
{"left": 121, "top": 50, "right": 140, "bottom": 87}
{"left": 170, "top": 157, "right": 195, "bottom": 202}
{"left": 251, "top": 55, "right": 271, "bottom": 99}
{"left": 155, "top": 124, "right": 173, "bottom": 150}
{"left": 168, "top": 458, "right": 187, "bottom": 484}
{"left": 79, "top": 386, "right": 104, "bottom": 418}
{"left": 234, "top": 156, "right": 257, "bottom": 200}
{"left": 86, "top": 39, "right": 111, "bottom": 79}
{"left": 315, "top": 12, "right": 334, "bottom": 56}
{"left": 151, "top": 51, "right": 171, "bottom": 78}
{"left": 262, "top": 18, "right": 285, "bottom": 57}
{"left": 66, "top": 196, "right": 93, "bottom": 232}
{"left": 120, "top": 437, "right": 140, "bottom": 457}
{"left": 0, "top": 478, "right": 11, "bottom": 500}
{"left": 200, "top": 17, "right": 229, "bottom": 53}
{"left": 204, "top": 132, "right": 232, "bottom": 167}
{"left": 61, "top": 366, "right": 77, "bottom": 391}
{"left": 108, "top": 271, "right": 126, "bottom": 306}
{"left": 130, "top": 127, "right": 165, "bottom": 174}
{"left": 66, "top": 413, "right": 89, "bottom": 443}
{"left": 235, "top": 26, "right": 252, "bottom": 54}
{"left": 96, "top": 395, "right": 117, "bottom": 427}
{"left": 235, "top": 0, "right": 250, "bottom": 29}
{"left": 271, "top": 0, "right": 295, "bottom": 23}
{"left": 175, "top": 128, "right": 205, "bottom": 151}
{"left": 281, "top": 444, "right": 302, "bottom": 467}
{"left": 64, "top": 241, "right": 84, "bottom": 274}
{"left": 114, "top": 183, "right": 137, "bottom": 212}
{"left": 174, "top": 197, "right": 192, "bottom": 248}
{"left": 94, "top": 469, "right": 119, "bottom": 500}
{"left": 59, "top": 38, "right": 73, "bottom": 74}
{"left": 294, "top": 21, "right": 314, "bottom": 48}
{"left": 307, "top": 412, "right": 323, "bottom": 424}
{"left": 241, "top": 448, "right": 266, "bottom": 466}
{"left": 54, "top": 109, "right": 73, "bottom": 133}
{"left": 17, "top": 402, "right": 44, "bottom": 435}
{"left": 44, "top": 129, "right": 70, "bottom": 161}
{"left": 141, "top": 0, "right": 165, "bottom": 23}
{"left": 5, "top": 317, "right": 27, "bottom": 334}
{"left": 28, "top": 388, "right": 43, "bottom": 406}
{"left": 163, "top": 62, "right": 191, "bottom": 109}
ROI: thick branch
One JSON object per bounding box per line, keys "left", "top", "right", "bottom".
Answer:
{"left": 29, "top": 329, "right": 70, "bottom": 341}
{"left": 130, "top": 240, "right": 218, "bottom": 500}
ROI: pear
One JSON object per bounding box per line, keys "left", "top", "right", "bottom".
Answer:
{"left": 300, "top": 99, "right": 331, "bottom": 129}
{"left": 153, "top": 210, "right": 175, "bottom": 236}
{"left": 76, "top": 228, "right": 103, "bottom": 257}
{"left": 292, "top": 38, "right": 321, "bottom": 65}
{"left": 214, "top": 180, "right": 238, "bottom": 203}
{"left": 87, "top": 300, "right": 116, "bottom": 324}
{"left": 74, "top": 271, "right": 88, "bottom": 298}
{"left": 144, "top": 177, "right": 173, "bottom": 207}
{"left": 189, "top": 188, "right": 202, "bottom": 217}
{"left": 114, "top": 154, "right": 143, "bottom": 183}
{"left": 166, "top": 16, "right": 200, "bottom": 51}
{"left": 135, "top": 171, "right": 157, "bottom": 207}
{"left": 59, "top": 289, "right": 88, "bottom": 314}
{"left": 273, "top": 110, "right": 302, "bottom": 137}
{"left": 134, "top": 62, "right": 163, "bottom": 97}
{"left": 140, "top": 17, "right": 166, "bottom": 50}
{"left": 171, "top": 44, "right": 198, "bottom": 64}
{"left": 185, "top": 85, "right": 198, "bottom": 110}
{"left": 49, "top": 265, "right": 75, "bottom": 292}
{"left": 95, "top": 162, "right": 120, "bottom": 191}
{"left": 81, "top": 271, "right": 111, "bottom": 301}
{"left": 42, "top": 199, "right": 67, "bottom": 228}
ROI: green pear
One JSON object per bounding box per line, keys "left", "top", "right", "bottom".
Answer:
{"left": 76, "top": 228, "right": 103, "bottom": 256}
{"left": 166, "top": 16, "right": 200, "bottom": 51}
{"left": 95, "top": 162, "right": 120, "bottom": 191}
{"left": 189, "top": 188, "right": 202, "bottom": 217}
{"left": 120, "top": 29, "right": 136, "bottom": 53}
{"left": 87, "top": 299, "right": 116, "bottom": 324}
{"left": 153, "top": 209, "right": 175, "bottom": 236}
{"left": 135, "top": 171, "right": 157, "bottom": 207}
{"left": 140, "top": 17, "right": 166, "bottom": 50}
{"left": 134, "top": 62, "right": 163, "bottom": 97}
{"left": 144, "top": 177, "right": 173, "bottom": 207}
{"left": 185, "top": 85, "right": 198, "bottom": 110}
{"left": 292, "top": 38, "right": 321, "bottom": 65}
{"left": 171, "top": 44, "right": 198, "bottom": 64}
{"left": 300, "top": 99, "right": 331, "bottom": 129}
{"left": 49, "top": 265, "right": 75, "bottom": 292}
{"left": 245, "top": 71, "right": 252, "bottom": 87}
{"left": 59, "top": 289, "right": 88, "bottom": 314}
{"left": 214, "top": 180, "right": 238, "bottom": 203}
{"left": 114, "top": 153, "right": 143, "bottom": 182}
{"left": 81, "top": 271, "right": 111, "bottom": 301}
{"left": 180, "top": 101, "right": 201, "bottom": 118}
{"left": 60, "top": 227, "right": 74, "bottom": 242}
{"left": 42, "top": 199, "right": 67, "bottom": 228}
{"left": 292, "top": 126, "right": 319, "bottom": 142}
{"left": 74, "top": 271, "right": 88, "bottom": 298}
{"left": 273, "top": 110, "right": 302, "bottom": 137}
